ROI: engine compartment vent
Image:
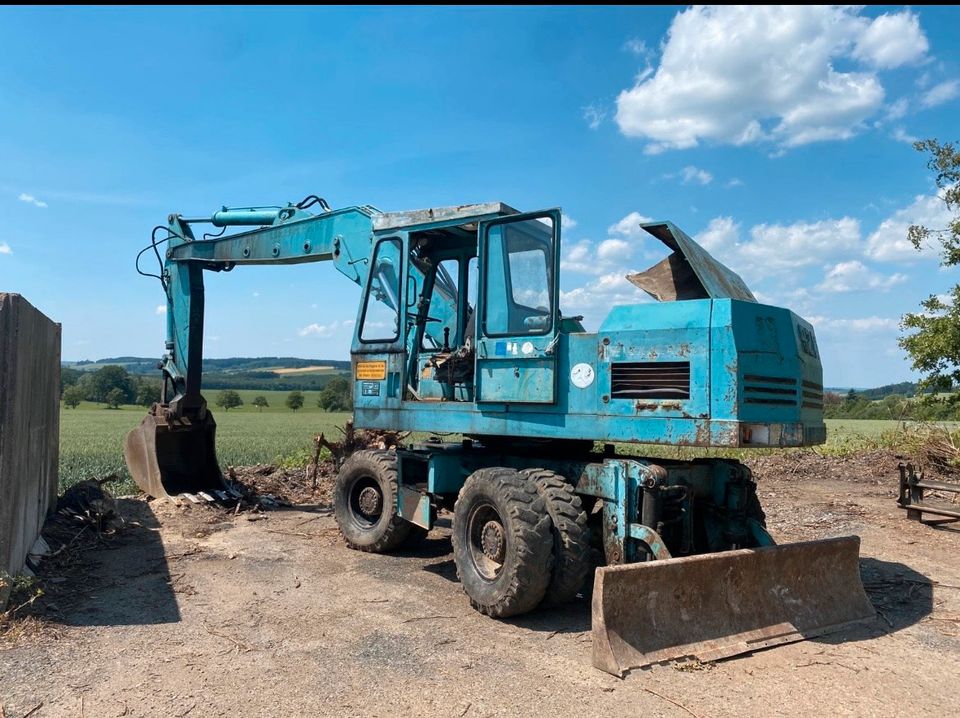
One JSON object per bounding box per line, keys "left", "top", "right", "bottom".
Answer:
{"left": 743, "top": 374, "right": 798, "bottom": 407}
{"left": 611, "top": 361, "right": 690, "bottom": 400}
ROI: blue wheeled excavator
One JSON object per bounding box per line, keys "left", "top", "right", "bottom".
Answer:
{"left": 126, "top": 197, "right": 874, "bottom": 675}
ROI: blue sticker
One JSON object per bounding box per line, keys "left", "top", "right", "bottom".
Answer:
{"left": 494, "top": 341, "right": 507, "bottom": 356}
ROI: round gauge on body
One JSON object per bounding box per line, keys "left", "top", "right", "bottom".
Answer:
{"left": 570, "top": 362, "right": 595, "bottom": 389}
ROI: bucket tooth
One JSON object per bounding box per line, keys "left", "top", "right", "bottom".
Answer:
{"left": 591, "top": 536, "right": 875, "bottom": 676}
{"left": 123, "top": 410, "right": 225, "bottom": 500}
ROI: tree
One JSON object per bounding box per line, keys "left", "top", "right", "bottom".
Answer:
{"left": 285, "top": 390, "right": 304, "bottom": 412}
{"left": 61, "top": 366, "right": 83, "bottom": 393}
{"left": 105, "top": 387, "right": 125, "bottom": 409}
{"left": 900, "top": 139, "right": 960, "bottom": 394}
{"left": 252, "top": 395, "right": 269, "bottom": 412}
{"left": 317, "top": 376, "right": 353, "bottom": 412}
{"left": 62, "top": 385, "right": 85, "bottom": 409}
{"left": 88, "top": 365, "right": 136, "bottom": 404}
{"left": 136, "top": 379, "right": 161, "bottom": 407}
{"left": 216, "top": 389, "right": 244, "bottom": 411}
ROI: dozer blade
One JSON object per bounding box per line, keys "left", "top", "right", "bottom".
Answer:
{"left": 123, "top": 410, "right": 225, "bottom": 500}
{"left": 591, "top": 536, "right": 875, "bottom": 676}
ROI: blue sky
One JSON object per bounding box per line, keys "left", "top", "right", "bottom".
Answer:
{"left": 1, "top": 5, "right": 958, "bottom": 387}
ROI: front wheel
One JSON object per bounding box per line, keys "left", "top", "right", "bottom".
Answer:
{"left": 451, "top": 468, "right": 553, "bottom": 618}
{"left": 334, "top": 450, "right": 416, "bottom": 552}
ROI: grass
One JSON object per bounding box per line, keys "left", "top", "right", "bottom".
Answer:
{"left": 59, "top": 401, "right": 351, "bottom": 493}
{"left": 60, "top": 406, "right": 938, "bottom": 497}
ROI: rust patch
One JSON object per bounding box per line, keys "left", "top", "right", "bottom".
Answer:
{"left": 634, "top": 401, "right": 682, "bottom": 412}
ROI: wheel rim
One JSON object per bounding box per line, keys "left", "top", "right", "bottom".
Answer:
{"left": 348, "top": 476, "right": 383, "bottom": 529}
{"left": 467, "top": 501, "right": 507, "bottom": 581}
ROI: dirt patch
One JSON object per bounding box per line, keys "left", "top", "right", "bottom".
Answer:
{"left": 2, "top": 453, "right": 959, "bottom": 717}
{"left": 226, "top": 464, "right": 335, "bottom": 507}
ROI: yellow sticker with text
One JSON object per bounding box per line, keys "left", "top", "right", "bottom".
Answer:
{"left": 355, "top": 361, "right": 387, "bottom": 381}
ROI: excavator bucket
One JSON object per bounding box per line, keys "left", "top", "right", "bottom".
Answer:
{"left": 123, "top": 410, "right": 225, "bottom": 499}
{"left": 591, "top": 536, "right": 875, "bottom": 676}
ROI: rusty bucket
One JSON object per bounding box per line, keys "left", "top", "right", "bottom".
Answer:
{"left": 591, "top": 536, "right": 875, "bottom": 676}
{"left": 123, "top": 409, "right": 225, "bottom": 499}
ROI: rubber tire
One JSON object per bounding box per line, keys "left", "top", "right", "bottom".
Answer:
{"left": 452, "top": 468, "right": 553, "bottom": 618}
{"left": 521, "top": 468, "right": 592, "bottom": 606}
{"left": 334, "top": 449, "right": 414, "bottom": 553}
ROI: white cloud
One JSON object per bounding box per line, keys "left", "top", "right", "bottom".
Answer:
{"left": 745, "top": 218, "right": 862, "bottom": 272}
{"left": 607, "top": 211, "right": 653, "bottom": 240}
{"left": 155, "top": 304, "right": 167, "bottom": 315}
{"left": 700, "top": 216, "right": 862, "bottom": 282}
{"left": 597, "top": 238, "right": 630, "bottom": 261}
{"left": 560, "top": 239, "right": 597, "bottom": 274}
{"left": 816, "top": 260, "right": 907, "bottom": 293}
{"left": 560, "top": 211, "right": 656, "bottom": 277}
{"left": 920, "top": 80, "right": 960, "bottom": 109}
{"left": 298, "top": 321, "right": 345, "bottom": 338}
{"left": 886, "top": 97, "right": 909, "bottom": 121}
{"left": 695, "top": 217, "right": 740, "bottom": 253}
{"left": 806, "top": 315, "right": 899, "bottom": 333}
{"left": 561, "top": 214, "right": 577, "bottom": 231}
{"left": 582, "top": 104, "right": 607, "bottom": 130}
{"left": 891, "top": 127, "right": 918, "bottom": 144}
{"left": 680, "top": 166, "right": 712, "bottom": 185}
{"left": 865, "top": 191, "right": 952, "bottom": 262}
{"left": 725, "top": 178, "right": 744, "bottom": 188}
{"left": 852, "top": 11, "right": 929, "bottom": 69}
{"left": 614, "top": 6, "right": 931, "bottom": 152}
{"left": 0, "top": 242, "right": 11, "bottom": 255}
{"left": 17, "top": 193, "right": 47, "bottom": 208}
{"left": 561, "top": 272, "right": 646, "bottom": 322}
{"left": 623, "top": 38, "right": 654, "bottom": 61}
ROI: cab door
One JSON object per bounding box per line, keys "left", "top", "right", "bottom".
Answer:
{"left": 475, "top": 210, "right": 560, "bottom": 404}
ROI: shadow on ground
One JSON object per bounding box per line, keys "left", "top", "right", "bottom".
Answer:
{"left": 813, "top": 556, "right": 934, "bottom": 644}
{"left": 36, "top": 498, "right": 181, "bottom": 627}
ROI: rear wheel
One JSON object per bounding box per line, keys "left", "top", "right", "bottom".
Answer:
{"left": 334, "top": 450, "right": 415, "bottom": 552}
{"left": 521, "top": 468, "right": 592, "bottom": 606}
{"left": 452, "top": 468, "right": 553, "bottom": 617}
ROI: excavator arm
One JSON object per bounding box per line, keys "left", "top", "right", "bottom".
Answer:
{"left": 157, "top": 203, "right": 378, "bottom": 421}
{"left": 126, "top": 200, "right": 403, "bottom": 498}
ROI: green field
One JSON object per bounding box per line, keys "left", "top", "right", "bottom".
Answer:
{"left": 60, "top": 403, "right": 922, "bottom": 495}
{"left": 59, "top": 401, "right": 351, "bottom": 492}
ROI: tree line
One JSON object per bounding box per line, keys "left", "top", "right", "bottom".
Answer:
{"left": 61, "top": 365, "right": 160, "bottom": 409}
{"left": 824, "top": 390, "right": 960, "bottom": 421}
{"left": 61, "top": 366, "right": 353, "bottom": 413}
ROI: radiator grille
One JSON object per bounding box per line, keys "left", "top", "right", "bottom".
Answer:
{"left": 611, "top": 361, "right": 690, "bottom": 400}
{"left": 743, "top": 374, "right": 798, "bottom": 407}
{"left": 801, "top": 379, "right": 824, "bottom": 410}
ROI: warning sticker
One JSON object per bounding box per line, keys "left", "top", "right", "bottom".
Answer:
{"left": 355, "top": 361, "right": 387, "bottom": 381}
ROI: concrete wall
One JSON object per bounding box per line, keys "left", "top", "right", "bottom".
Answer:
{"left": 0, "top": 293, "right": 60, "bottom": 577}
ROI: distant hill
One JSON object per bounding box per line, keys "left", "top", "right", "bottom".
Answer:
{"left": 67, "top": 356, "right": 351, "bottom": 374}
{"left": 64, "top": 356, "right": 351, "bottom": 391}
{"left": 825, "top": 381, "right": 919, "bottom": 399}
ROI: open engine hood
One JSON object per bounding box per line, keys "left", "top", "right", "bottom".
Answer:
{"left": 626, "top": 221, "right": 756, "bottom": 303}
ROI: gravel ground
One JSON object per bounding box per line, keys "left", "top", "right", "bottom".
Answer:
{"left": 2, "top": 449, "right": 959, "bottom": 717}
